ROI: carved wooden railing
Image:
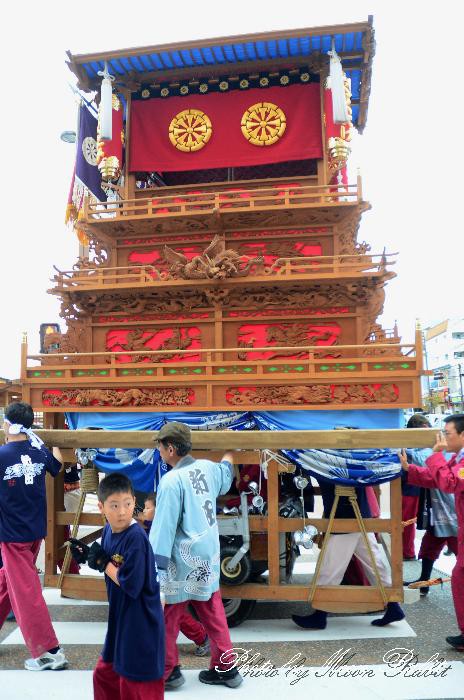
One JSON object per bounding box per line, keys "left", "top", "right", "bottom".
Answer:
{"left": 25, "top": 342, "right": 420, "bottom": 381}
{"left": 50, "top": 253, "right": 395, "bottom": 290}
{"left": 82, "top": 180, "right": 362, "bottom": 223}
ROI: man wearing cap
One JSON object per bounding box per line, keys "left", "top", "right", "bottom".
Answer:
{"left": 149, "top": 422, "right": 242, "bottom": 689}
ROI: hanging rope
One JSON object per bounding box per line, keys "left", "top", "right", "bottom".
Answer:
{"left": 58, "top": 462, "right": 102, "bottom": 589}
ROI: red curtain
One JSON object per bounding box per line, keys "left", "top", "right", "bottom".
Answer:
{"left": 129, "top": 84, "right": 322, "bottom": 172}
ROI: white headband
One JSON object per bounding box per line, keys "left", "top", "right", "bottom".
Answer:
{"left": 5, "top": 419, "right": 44, "bottom": 450}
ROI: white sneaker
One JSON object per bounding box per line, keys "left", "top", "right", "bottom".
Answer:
{"left": 24, "top": 648, "right": 68, "bottom": 671}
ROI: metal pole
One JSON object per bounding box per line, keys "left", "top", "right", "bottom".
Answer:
{"left": 459, "top": 363, "right": 464, "bottom": 411}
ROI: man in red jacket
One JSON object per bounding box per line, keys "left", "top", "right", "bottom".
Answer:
{"left": 402, "top": 413, "right": 464, "bottom": 650}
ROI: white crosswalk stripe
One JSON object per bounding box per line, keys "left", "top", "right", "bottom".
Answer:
{"left": 1, "top": 613, "right": 416, "bottom": 646}
{"left": 2, "top": 664, "right": 464, "bottom": 700}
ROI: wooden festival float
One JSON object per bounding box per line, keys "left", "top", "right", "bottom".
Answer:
{"left": 19, "top": 19, "right": 427, "bottom": 614}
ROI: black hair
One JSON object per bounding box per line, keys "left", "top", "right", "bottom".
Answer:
{"left": 159, "top": 439, "right": 191, "bottom": 457}
{"left": 407, "top": 414, "right": 431, "bottom": 429}
{"left": 444, "top": 414, "right": 464, "bottom": 435}
{"left": 144, "top": 492, "right": 156, "bottom": 504}
{"left": 97, "top": 473, "right": 134, "bottom": 503}
{"left": 5, "top": 402, "right": 34, "bottom": 429}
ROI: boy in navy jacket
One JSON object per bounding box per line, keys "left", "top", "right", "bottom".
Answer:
{"left": 70, "top": 473, "right": 165, "bottom": 699}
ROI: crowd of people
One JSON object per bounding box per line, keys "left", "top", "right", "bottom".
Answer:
{"left": 0, "top": 401, "right": 463, "bottom": 699}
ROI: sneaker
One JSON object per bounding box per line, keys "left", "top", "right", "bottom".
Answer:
{"left": 24, "top": 648, "right": 68, "bottom": 671}
{"left": 446, "top": 634, "right": 464, "bottom": 651}
{"left": 194, "top": 636, "right": 210, "bottom": 657}
{"left": 199, "top": 668, "right": 243, "bottom": 688}
{"left": 165, "top": 665, "right": 186, "bottom": 690}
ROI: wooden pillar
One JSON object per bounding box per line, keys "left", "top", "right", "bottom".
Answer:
{"left": 266, "top": 460, "right": 280, "bottom": 585}
{"left": 122, "top": 89, "right": 136, "bottom": 201}
{"left": 44, "top": 412, "right": 65, "bottom": 584}
{"left": 319, "top": 71, "right": 329, "bottom": 188}
{"left": 214, "top": 304, "right": 223, "bottom": 362}
{"left": 389, "top": 478, "right": 402, "bottom": 590}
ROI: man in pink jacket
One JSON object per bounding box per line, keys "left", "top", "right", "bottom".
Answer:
{"left": 401, "top": 413, "right": 464, "bottom": 650}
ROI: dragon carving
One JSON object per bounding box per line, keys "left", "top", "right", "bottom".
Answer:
{"left": 237, "top": 323, "right": 341, "bottom": 360}
{"left": 162, "top": 235, "right": 264, "bottom": 280}
{"left": 107, "top": 327, "right": 200, "bottom": 363}
{"left": 226, "top": 384, "right": 399, "bottom": 406}
{"left": 43, "top": 387, "right": 193, "bottom": 407}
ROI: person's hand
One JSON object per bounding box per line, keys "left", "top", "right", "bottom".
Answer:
{"left": 87, "top": 542, "right": 111, "bottom": 573}
{"left": 222, "top": 451, "right": 234, "bottom": 464}
{"left": 68, "top": 538, "right": 90, "bottom": 564}
{"left": 433, "top": 431, "right": 448, "bottom": 453}
{"left": 399, "top": 449, "right": 409, "bottom": 471}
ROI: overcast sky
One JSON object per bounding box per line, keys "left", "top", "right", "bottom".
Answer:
{"left": 0, "top": 0, "right": 461, "bottom": 379}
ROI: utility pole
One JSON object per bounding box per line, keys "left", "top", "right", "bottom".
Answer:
{"left": 459, "top": 363, "right": 464, "bottom": 411}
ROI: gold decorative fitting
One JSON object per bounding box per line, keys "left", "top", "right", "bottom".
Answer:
{"left": 259, "top": 77, "right": 269, "bottom": 87}
{"left": 327, "top": 137, "right": 351, "bottom": 172}
{"left": 219, "top": 81, "right": 229, "bottom": 91}
{"left": 141, "top": 89, "right": 150, "bottom": 98}
{"left": 241, "top": 102, "right": 286, "bottom": 147}
{"left": 169, "top": 109, "right": 212, "bottom": 152}
{"left": 239, "top": 79, "right": 249, "bottom": 89}
{"left": 98, "top": 155, "right": 121, "bottom": 180}
{"left": 160, "top": 87, "right": 170, "bottom": 97}
{"left": 199, "top": 83, "right": 208, "bottom": 93}
{"left": 180, "top": 85, "right": 189, "bottom": 95}
{"left": 112, "top": 94, "right": 121, "bottom": 111}
{"left": 300, "top": 73, "right": 310, "bottom": 82}
{"left": 280, "top": 75, "right": 290, "bottom": 85}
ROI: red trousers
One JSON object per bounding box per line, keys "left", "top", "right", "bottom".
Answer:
{"left": 452, "top": 538, "right": 464, "bottom": 634}
{"left": 179, "top": 609, "right": 207, "bottom": 645}
{"left": 164, "top": 590, "right": 232, "bottom": 679}
{"left": 0, "top": 540, "right": 59, "bottom": 658}
{"left": 93, "top": 657, "right": 164, "bottom": 700}
{"left": 419, "top": 532, "right": 458, "bottom": 560}
{"left": 402, "top": 495, "right": 419, "bottom": 558}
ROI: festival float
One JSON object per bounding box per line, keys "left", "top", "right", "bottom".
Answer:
{"left": 20, "top": 18, "right": 426, "bottom": 618}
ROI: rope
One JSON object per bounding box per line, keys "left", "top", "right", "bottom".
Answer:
{"left": 347, "top": 491, "right": 388, "bottom": 605}
{"left": 308, "top": 486, "right": 388, "bottom": 606}
{"left": 81, "top": 465, "right": 99, "bottom": 493}
{"left": 58, "top": 464, "right": 101, "bottom": 589}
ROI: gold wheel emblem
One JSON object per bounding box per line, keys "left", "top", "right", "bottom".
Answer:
{"left": 169, "top": 109, "right": 212, "bottom": 152}
{"left": 241, "top": 102, "right": 286, "bottom": 146}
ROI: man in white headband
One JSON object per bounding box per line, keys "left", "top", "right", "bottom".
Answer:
{"left": 0, "top": 401, "right": 68, "bottom": 671}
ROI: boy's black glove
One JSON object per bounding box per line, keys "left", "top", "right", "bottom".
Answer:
{"left": 68, "top": 537, "right": 90, "bottom": 564}
{"left": 87, "top": 541, "right": 111, "bottom": 573}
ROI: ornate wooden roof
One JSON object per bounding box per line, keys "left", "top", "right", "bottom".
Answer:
{"left": 67, "top": 18, "right": 375, "bottom": 132}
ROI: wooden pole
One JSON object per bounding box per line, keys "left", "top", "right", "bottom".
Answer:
{"left": 0, "top": 428, "right": 439, "bottom": 450}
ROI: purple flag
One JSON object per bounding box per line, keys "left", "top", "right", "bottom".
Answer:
{"left": 75, "top": 104, "right": 106, "bottom": 202}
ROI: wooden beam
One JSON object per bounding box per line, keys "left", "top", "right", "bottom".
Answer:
{"left": 0, "top": 428, "right": 440, "bottom": 449}
{"left": 45, "top": 576, "right": 403, "bottom": 605}
{"left": 222, "top": 582, "right": 403, "bottom": 603}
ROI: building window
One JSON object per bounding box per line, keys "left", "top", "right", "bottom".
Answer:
{"left": 452, "top": 332, "right": 464, "bottom": 340}
{"left": 454, "top": 351, "right": 464, "bottom": 359}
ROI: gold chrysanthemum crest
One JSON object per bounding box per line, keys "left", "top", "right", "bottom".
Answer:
{"left": 241, "top": 102, "right": 286, "bottom": 147}
{"left": 168, "top": 108, "right": 212, "bottom": 152}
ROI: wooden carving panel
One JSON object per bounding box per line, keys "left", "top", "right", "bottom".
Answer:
{"left": 225, "top": 383, "right": 400, "bottom": 405}
{"left": 233, "top": 322, "right": 343, "bottom": 360}
{"left": 42, "top": 387, "right": 195, "bottom": 407}
{"left": 104, "top": 326, "right": 203, "bottom": 363}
